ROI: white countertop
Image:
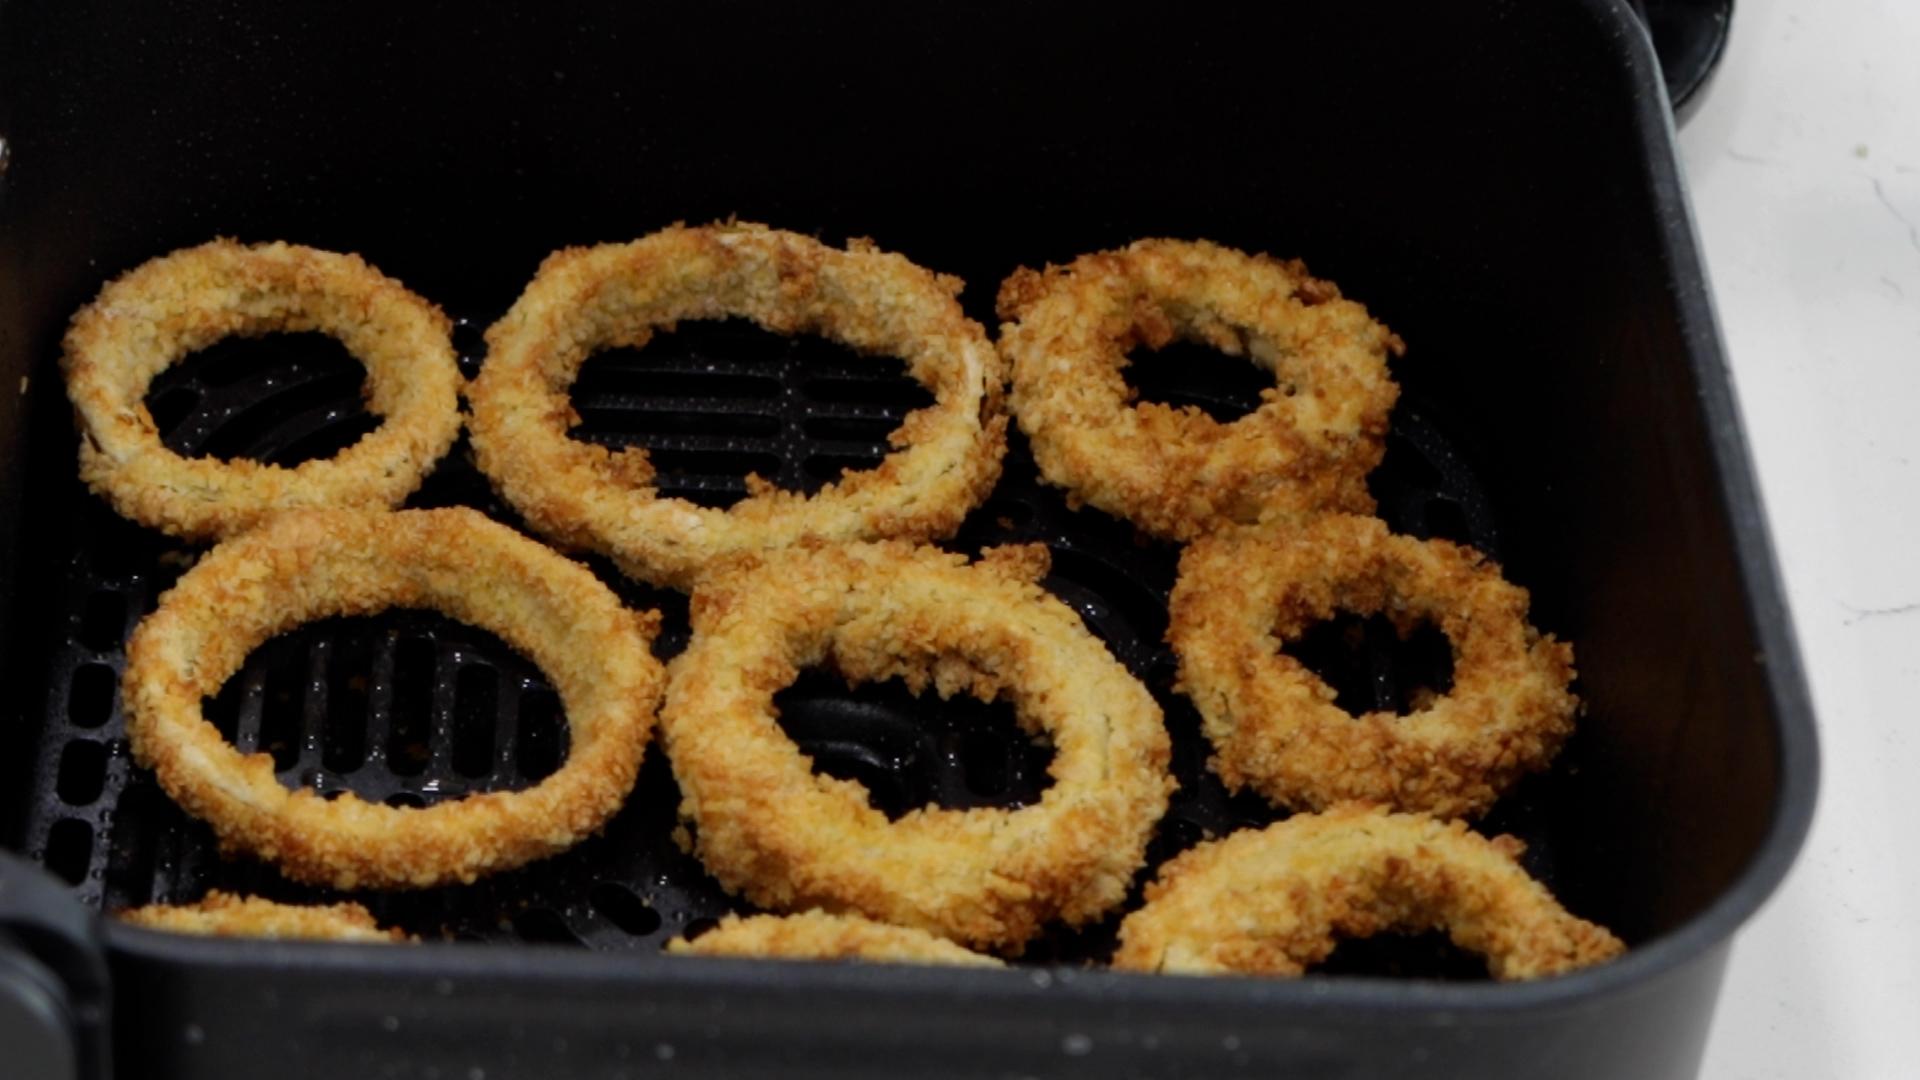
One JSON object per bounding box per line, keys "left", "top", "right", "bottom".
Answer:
{"left": 1680, "top": 1, "right": 1920, "bottom": 1076}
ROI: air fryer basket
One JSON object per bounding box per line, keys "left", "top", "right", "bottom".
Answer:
{"left": 0, "top": 2, "right": 1816, "bottom": 1079}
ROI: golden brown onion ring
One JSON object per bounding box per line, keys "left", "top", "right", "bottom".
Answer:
{"left": 996, "top": 238, "right": 1401, "bottom": 541}
{"left": 62, "top": 239, "right": 463, "bottom": 541}
{"left": 122, "top": 507, "right": 664, "bottom": 890}
{"left": 660, "top": 541, "right": 1174, "bottom": 953}
{"left": 469, "top": 222, "right": 1007, "bottom": 589}
{"left": 667, "top": 911, "right": 1002, "bottom": 967}
{"left": 1169, "top": 514, "right": 1576, "bottom": 818}
{"left": 1113, "top": 803, "right": 1624, "bottom": 980}
{"left": 119, "top": 891, "right": 409, "bottom": 943}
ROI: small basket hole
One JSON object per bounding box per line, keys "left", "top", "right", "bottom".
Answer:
{"left": 78, "top": 591, "right": 127, "bottom": 653}
{"left": 589, "top": 882, "right": 663, "bottom": 938}
{"left": 44, "top": 818, "right": 93, "bottom": 885}
{"left": 56, "top": 739, "right": 109, "bottom": 806}
{"left": 510, "top": 907, "right": 585, "bottom": 947}
{"left": 68, "top": 664, "right": 117, "bottom": 729}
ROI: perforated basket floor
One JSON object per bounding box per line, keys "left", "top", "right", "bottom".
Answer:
{"left": 12, "top": 317, "right": 1559, "bottom": 973}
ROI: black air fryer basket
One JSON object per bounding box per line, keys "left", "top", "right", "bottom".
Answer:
{"left": 0, "top": 2, "right": 1815, "bottom": 1078}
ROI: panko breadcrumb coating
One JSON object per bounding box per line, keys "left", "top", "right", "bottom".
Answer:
{"left": 996, "top": 238, "right": 1401, "bottom": 541}
{"left": 120, "top": 891, "right": 408, "bottom": 943}
{"left": 122, "top": 508, "right": 665, "bottom": 890}
{"left": 1113, "top": 804, "right": 1623, "bottom": 980}
{"left": 667, "top": 911, "right": 1002, "bottom": 967}
{"left": 469, "top": 222, "right": 1008, "bottom": 589}
{"left": 660, "top": 541, "right": 1175, "bottom": 953}
{"left": 1169, "top": 514, "right": 1577, "bottom": 818}
{"left": 61, "top": 239, "right": 463, "bottom": 541}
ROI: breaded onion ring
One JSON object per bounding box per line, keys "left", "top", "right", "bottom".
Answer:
{"left": 661, "top": 542, "right": 1174, "bottom": 952}
{"left": 1113, "top": 804, "right": 1624, "bottom": 980}
{"left": 118, "top": 891, "right": 409, "bottom": 943}
{"left": 1169, "top": 514, "right": 1576, "bottom": 818}
{"left": 61, "top": 239, "right": 463, "bottom": 541}
{"left": 667, "top": 911, "right": 1002, "bottom": 967}
{"left": 996, "top": 238, "right": 1401, "bottom": 541}
{"left": 122, "top": 508, "right": 665, "bottom": 890}
{"left": 469, "top": 222, "right": 1007, "bottom": 589}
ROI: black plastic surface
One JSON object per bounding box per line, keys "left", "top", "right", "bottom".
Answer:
{"left": 0, "top": 1, "right": 1817, "bottom": 1078}
{"left": 11, "top": 320, "right": 1516, "bottom": 964}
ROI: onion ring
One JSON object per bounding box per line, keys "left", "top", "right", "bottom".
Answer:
{"left": 119, "top": 891, "right": 409, "bottom": 943}
{"left": 996, "top": 238, "right": 1402, "bottom": 541}
{"left": 660, "top": 541, "right": 1174, "bottom": 952}
{"left": 667, "top": 911, "right": 1002, "bottom": 967}
{"left": 1168, "top": 514, "right": 1576, "bottom": 818}
{"left": 122, "top": 507, "right": 665, "bottom": 890}
{"left": 1113, "top": 803, "right": 1623, "bottom": 980}
{"left": 61, "top": 239, "right": 463, "bottom": 541}
{"left": 468, "top": 222, "right": 1007, "bottom": 589}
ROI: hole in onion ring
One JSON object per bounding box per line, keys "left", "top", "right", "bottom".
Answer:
{"left": 1312, "top": 929, "right": 1491, "bottom": 981}
{"left": 386, "top": 637, "right": 436, "bottom": 777}
{"left": 801, "top": 374, "right": 934, "bottom": 409}
{"left": 259, "top": 653, "right": 305, "bottom": 773}
{"left": 145, "top": 332, "right": 380, "bottom": 466}
{"left": 562, "top": 320, "right": 937, "bottom": 505}
{"left": 323, "top": 635, "right": 373, "bottom": 773}
{"left": 802, "top": 415, "right": 906, "bottom": 443}
{"left": 800, "top": 452, "right": 887, "bottom": 484}
{"left": 1284, "top": 612, "right": 1455, "bottom": 718}
{"left": 958, "top": 729, "right": 1016, "bottom": 797}
{"left": 145, "top": 384, "right": 200, "bottom": 433}
{"left": 452, "top": 666, "right": 500, "bottom": 779}
{"left": 193, "top": 614, "right": 573, "bottom": 808}
{"left": 773, "top": 670, "right": 1055, "bottom": 821}
{"left": 1121, "top": 339, "right": 1270, "bottom": 423}
{"left": 569, "top": 348, "right": 783, "bottom": 405}
{"left": 516, "top": 688, "right": 569, "bottom": 784}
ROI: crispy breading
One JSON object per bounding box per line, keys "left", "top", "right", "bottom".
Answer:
{"left": 668, "top": 911, "right": 1001, "bottom": 967}
{"left": 996, "top": 238, "right": 1401, "bottom": 541}
{"left": 121, "top": 508, "right": 665, "bottom": 890}
{"left": 468, "top": 222, "right": 1008, "bottom": 589}
{"left": 1113, "top": 804, "right": 1623, "bottom": 980}
{"left": 1168, "top": 514, "right": 1577, "bottom": 818}
{"left": 61, "top": 239, "right": 463, "bottom": 541}
{"left": 660, "top": 541, "right": 1175, "bottom": 954}
{"left": 119, "top": 890, "right": 409, "bottom": 943}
